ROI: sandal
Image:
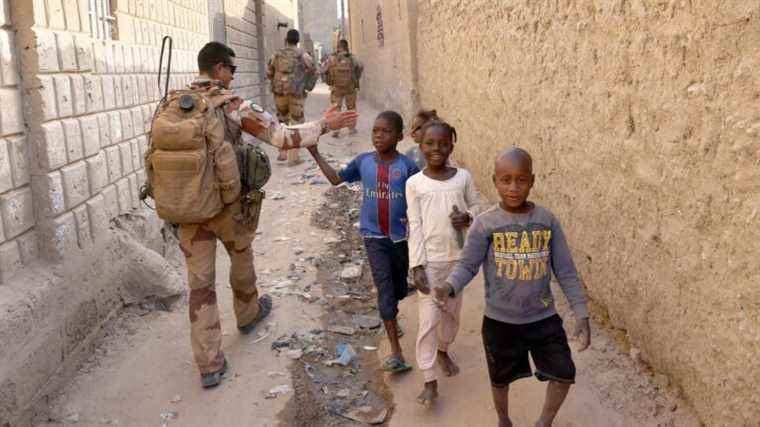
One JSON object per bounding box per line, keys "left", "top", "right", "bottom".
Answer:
{"left": 382, "top": 355, "right": 412, "bottom": 374}
{"left": 239, "top": 295, "right": 273, "bottom": 334}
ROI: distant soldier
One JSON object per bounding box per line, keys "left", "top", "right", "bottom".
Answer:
{"left": 322, "top": 39, "right": 363, "bottom": 138}
{"left": 144, "top": 42, "right": 357, "bottom": 388}
{"left": 267, "top": 29, "right": 316, "bottom": 165}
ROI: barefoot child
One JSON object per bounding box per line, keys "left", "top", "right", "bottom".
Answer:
{"left": 406, "top": 120, "right": 483, "bottom": 404}
{"left": 306, "top": 111, "right": 420, "bottom": 373}
{"left": 404, "top": 109, "right": 439, "bottom": 170}
{"left": 435, "top": 148, "right": 591, "bottom": 427}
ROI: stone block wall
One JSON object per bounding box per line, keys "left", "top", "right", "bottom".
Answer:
{"left": 223, "top": 0, "right": 266, "bottom": 103}
{"left": 11, "top": 0, "right": 210, "bottom": 265}
{"left": 347, "top": 0, "right": 418, "bottom": 119}
{"left": 410, "top": 1, "right": 759, "bottom": 425}
{"left": 0, "top": 3, "right": 33, "bottom": 284}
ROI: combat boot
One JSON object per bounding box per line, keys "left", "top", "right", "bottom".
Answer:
{"left": 239, "top": 295, "right": 273, "bottom": 334}
{"left": 200, "top": 358, "right": 228, "bottom": 388}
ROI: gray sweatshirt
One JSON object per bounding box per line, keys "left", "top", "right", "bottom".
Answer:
{"left": 447, "top": 203, "right": 589, "bottom": 324}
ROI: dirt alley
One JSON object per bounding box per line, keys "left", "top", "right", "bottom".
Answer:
{"left": 33, "top": 84, "right": 701, "bottom": 427}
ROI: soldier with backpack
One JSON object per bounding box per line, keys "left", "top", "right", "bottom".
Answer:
{"left": 322, "top": 39, "right": 363, "bottom": 138}
{"left": 267, "top": 29, "right": 317, "bottom": 166}
{"left": 144, "top": 42, "right": 357, "bottom": 388}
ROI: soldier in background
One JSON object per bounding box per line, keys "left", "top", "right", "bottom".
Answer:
{"left": 267, "top": 29, "right": 315, "bottom": 166}
{"left": 322, "top": 39, "right": 363, "bottom": 138}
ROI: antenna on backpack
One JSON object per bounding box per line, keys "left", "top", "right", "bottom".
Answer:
{"left": 158, "top": 36, "right": 173, "bottom": 102}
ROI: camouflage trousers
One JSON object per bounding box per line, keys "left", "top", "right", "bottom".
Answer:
{"left": 330, "top": 89, "right": 357, "bottom": 131}
{"left": 274, "top": 94, "right": 305, "bottom": 165}
{"left": 178, "top": 203, "right": 260, "bottom": 374}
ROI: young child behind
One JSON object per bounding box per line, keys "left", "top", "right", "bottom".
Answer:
{"left": 435, "top": 148, "right": 591, "bottom": 427}
{"left": 306, "top": 111, "right": 420, "bottom": 374}
{"left": 406, "top": 120, "right": 483, "bottom": 404}
{"left": 404, "top": 109, "right": 439, "bottom": 170}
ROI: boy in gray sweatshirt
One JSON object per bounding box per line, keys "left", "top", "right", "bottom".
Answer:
{"left": 435, "top": 148, "right": 591, "bottom": 427}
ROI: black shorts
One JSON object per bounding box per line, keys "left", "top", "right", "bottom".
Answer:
{"left": 363, "top": 238, "right": 409, "bottom": 321}
{"left": 481, "top": 314, "right": 576, "bottom": 388}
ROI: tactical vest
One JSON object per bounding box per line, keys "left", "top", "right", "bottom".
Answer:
{"left": 145, "top": 84, "right": 241, "bottom": 224}
{"left": 272, "top": 47, "right": 309, "bottom": 96}
{"left": 329, "top": 54, "right": 356, "bottom": 90}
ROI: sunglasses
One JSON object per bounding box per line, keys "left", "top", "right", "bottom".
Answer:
{"left": 222, "top": 62, "right": 237, "bottom": 75}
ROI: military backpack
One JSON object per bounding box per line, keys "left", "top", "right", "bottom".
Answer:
{"left": 329, "top": 54, "right": 356, "bottom": 90}
{"left": 272, "top": 47, "right": 315, "bottom": 96}
{"left": 144, "top": 86, "right": 241, "bottom": 224}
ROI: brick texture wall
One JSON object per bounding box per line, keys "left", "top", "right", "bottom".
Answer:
{"left": 223, "top": 0, "right": 266, "bottom": 103}
{"left": 5, "top": 0, "right": 210, "bottom": 272}
{"left": 0, "top": 4, "right": 33, "bottom": 284}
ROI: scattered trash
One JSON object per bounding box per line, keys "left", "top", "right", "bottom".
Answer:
{"left": 271, "top": 192, "right": 285, "bottom": 200}
{"left": 340, "top": 406, "right": 388, "bottom": 425}
{"left": 340, "top": 265, "right": 362, "bottom": 280}
{"left": 63, "top": 412, "right": 80, "bottom": 424}
{"left": 336, "top": 388, "right": 351, "bottom": 398}
{"left": 327, "top": 325, "right": 356, "bottom": 336}
{"left": 326, "top": 343, "right": 357, "bottom": 367}
{"left": 268, "top": 371, "right": 288, "bottom": 378}
{"left": 159, "top": 411, "right": 178, "bottom": 427}
{"left": 286, "top": 349, "right": 303, "bottom": 360}
{"left": 304, "top": 363, "right": 317, "bottom": 381}
{"left": 354, "top": 314, "right": 382, "bottom": 329}
{"left": 265, "top": 384, "right": 291, "bottom": 399}
{"left": 324, "top": 236, "right": 340, "bottom": 244}
{"left": 170, "top": 395, "right": 182, "bottom": 403}
{"left": 252, "top": 325, "right": 272, "bottom": 343}
{"left": 363, "top": 346, "right": 378, "bottom": 351}
{"left": 294, "top": 247, "right": 304, "bottom": 255}
{"left": 271, "top": 335, "right": 292, "bottom": 350}
{"left": 273, "top": 236, "right": 291, "bottom": 242}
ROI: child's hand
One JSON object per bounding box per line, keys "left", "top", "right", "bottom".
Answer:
{"left": 572, "top": 317, "right": 591, "bottom": 352}
{"left": 449, "top": 211, "right": 471, "bottom": 231}
{"left": 411, "top": 266, "right": 430, "bottom": 294}
{"left": 449, "top": 206, "right": 471, "bottom": 231}
{"left": 433, "top": 283, "right": 454, "bottom": 306}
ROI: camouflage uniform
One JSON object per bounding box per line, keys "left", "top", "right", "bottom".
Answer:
{"left": 267, "top": 46, "right": 315, "bottom": 165}
{"left": 180, "top": 78, "right": 326, "bottom": 374}
{"left": 323, "top": 52, "right": 363, "bottom": 134}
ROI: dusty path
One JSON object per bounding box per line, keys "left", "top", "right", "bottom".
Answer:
{"left": 35, "top": 85, "right": 701, "bottom": 427}
{"left": 34, "top": 84, "right": 381, "bottom": 427}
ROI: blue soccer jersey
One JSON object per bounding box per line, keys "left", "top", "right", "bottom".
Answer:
{"left": 339, "top": 152, "right": 420, "bottom": 242}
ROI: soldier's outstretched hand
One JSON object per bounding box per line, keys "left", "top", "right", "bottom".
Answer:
{"left": 324, "top": 105, "right": 358, "bottom": 131}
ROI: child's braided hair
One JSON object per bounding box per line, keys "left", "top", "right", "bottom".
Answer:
{"left": 420, "top": 119, "right": 458, "bottom": 144}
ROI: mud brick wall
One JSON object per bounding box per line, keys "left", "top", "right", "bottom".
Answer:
{"left": 413, "top": 1, "right": 759, "bottom": 424}
{"left": 348, "top": 0, "right": 418, "bottom": 119}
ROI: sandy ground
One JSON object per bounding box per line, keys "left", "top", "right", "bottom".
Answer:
{"left": 34, "top": 85, "right": 702, "bottom": 427}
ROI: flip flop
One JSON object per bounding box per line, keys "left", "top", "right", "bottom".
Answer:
{"left": 382, "top": 355, "right": 412, "bottom": 374}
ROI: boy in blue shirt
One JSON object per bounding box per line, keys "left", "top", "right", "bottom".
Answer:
{"left": 307, "top": 111, "right": 420, "bottom": 373}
